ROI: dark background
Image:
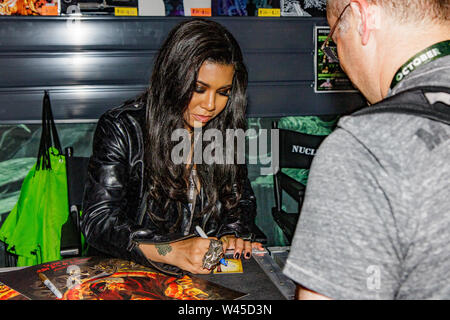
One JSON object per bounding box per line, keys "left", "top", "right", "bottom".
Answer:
{"left": 0, "top": 16, "right": 365, "bottom": 123}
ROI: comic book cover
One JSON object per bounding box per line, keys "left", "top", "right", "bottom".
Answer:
{"left": 0, "top": 256, "right": 246, "bottom": 300}
{"left": 245, "top": 0, "right": 279, "bottom": 16}
{"left": 0, "top": 0, "right": 58, "bottom": 16}
{"left": 212, "top": 0, "right": 247, "bottom": 16}
{"left": 60, "top": 0, "right": 138, "bottom": 16}
{"left": 163, "top": 0, "right": 184, "bottom": 16}
{"left": 280, "top": 0, "right": 326, "bottom": 17}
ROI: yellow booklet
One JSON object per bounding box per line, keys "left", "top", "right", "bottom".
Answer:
{"left": 213, "top": 259, "right": 243, "bottom": 274}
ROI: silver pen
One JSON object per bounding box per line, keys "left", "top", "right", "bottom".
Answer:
{"left": 195, "top": 225, "right": 228, "bottom": 267}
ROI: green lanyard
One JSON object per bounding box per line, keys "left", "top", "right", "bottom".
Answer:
{"left": 390, "top": 40, "right": 450, "bottom": 89}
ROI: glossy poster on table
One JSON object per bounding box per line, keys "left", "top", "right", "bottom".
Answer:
{"left": 0, "top": 256, "right": 246, "bottom": 300}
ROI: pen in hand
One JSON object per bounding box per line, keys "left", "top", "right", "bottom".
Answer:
{"left": 38, "top": 272, "right": 63, "bottom": 299}
{"left": 195, "top": 225, "right": 228, "bottom": 267}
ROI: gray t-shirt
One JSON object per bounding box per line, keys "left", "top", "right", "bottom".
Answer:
{"left": 283, "top": 55, "right": 450, "bottom": 299}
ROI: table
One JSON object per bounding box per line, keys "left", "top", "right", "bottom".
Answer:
{"left": 198, "top": 247, "right": 295, "bottom": 300}
{"left": 0, "top": 247, "right": 295, "bottom": 300}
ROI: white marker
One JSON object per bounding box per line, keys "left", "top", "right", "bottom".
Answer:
{"left": 38, "top": 272, "right": 63, "bottom": 299}
{"left": 195, "top": 225, "right": 208, "bottom": 238}
{"left": 195, "top": 225, "right": 228, "bottom": 267}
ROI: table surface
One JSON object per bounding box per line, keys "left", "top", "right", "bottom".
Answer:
{"left": 198, "top": 247, "right": 295, "bottom": 300}
{"left": 0, "top": 247, "right": 295, "bottom": 300}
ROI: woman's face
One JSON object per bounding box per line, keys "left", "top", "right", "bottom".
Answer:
{"left": 183, "top": 61, "right": 235, "bottom": 129}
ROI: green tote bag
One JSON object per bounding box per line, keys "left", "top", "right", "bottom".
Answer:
{"left": 0, "top": 91, "right": 69, "bottom": 266}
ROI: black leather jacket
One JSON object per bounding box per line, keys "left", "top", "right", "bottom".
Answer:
{"left": 81, "top": 100, "right": 257, "bottom": 276}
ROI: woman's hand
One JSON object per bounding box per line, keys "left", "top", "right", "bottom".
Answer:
{"left": 170, "top": 237, "right": 217, "bottom": 274}
{"left": 139, "top": 237, "right": 215, "bottom": 275}
{"left": 220, "top": 235, "right": 264, "bottom": 259}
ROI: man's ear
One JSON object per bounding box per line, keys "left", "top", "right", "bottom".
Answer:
{"left": 350, "top": 0, "right": 373, "bottom": 46}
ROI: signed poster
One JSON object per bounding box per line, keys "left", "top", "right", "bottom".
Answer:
{"left": 0, "top": 257, "right": 246, "bottom": 300}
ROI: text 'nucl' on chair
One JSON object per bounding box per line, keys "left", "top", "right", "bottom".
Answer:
{"left": 271, "top": 121, "right": 327, "bottom": 243}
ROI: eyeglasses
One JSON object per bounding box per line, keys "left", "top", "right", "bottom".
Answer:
{"left": 320, "top": 3, "right": 351, "bottom": 64}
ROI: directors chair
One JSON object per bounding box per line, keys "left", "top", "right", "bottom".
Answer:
{"left": 271, "top": 121, "right": 327, "bottom": 243}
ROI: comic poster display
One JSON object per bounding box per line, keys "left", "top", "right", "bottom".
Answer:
{"left": 163, "top": 0, "right": 184, "bottom": 15}
{"left": 212, "top": 0, "right": 248, "bottom": 16}
{"left": 60, "top": 0, "right": 138, "bottom": 16}
{"left": 314, "top": 26, "right": 357, "bottom": 93}
{"left": 280, "top": 0, "right": 326, "bottom": 17}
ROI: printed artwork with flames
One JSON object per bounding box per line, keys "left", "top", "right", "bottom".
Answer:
{"left": 0, "top": 282, "right": 27, "bottom": 300}
{"left": 63, "top": 271, "right": 212, "bottom": 300}
{"left": 60, "top": 259, "right": 210, "bottom": 300}
{"left": 0, "top": 0, "right": 58, "bottom": 15}
{"left": 0, "top": 257, "right": 244, "bottom": 300}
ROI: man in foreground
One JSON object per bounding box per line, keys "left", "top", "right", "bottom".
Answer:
{"left": 283, "top": 0, "right": 450, "bottom": 299}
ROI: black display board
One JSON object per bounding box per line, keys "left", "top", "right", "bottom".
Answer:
{"left": 0, "top": 16, "right": 366, "bottom": 123}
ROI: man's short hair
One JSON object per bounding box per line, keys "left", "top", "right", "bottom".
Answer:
{"left": 327, "top": 0, "right": 449, "bottom": 24}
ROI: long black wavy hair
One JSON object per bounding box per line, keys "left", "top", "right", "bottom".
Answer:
{"left": 141, "top": 18, "right": 249, "bottom": 232}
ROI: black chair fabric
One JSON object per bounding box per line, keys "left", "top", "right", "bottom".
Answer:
{"left": 272, "top": 122, "right": 326, "bottom": 243}
{"left": 60, "top": 147, "right": 89, "bottom": 257}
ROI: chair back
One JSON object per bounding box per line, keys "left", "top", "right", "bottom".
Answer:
{"left": 60, "top": 147, "right": 90, "bottom": 257}
{"left": 271, "top": 121, "right": 327, "bottom": 243}
{"left": 275, "top": 122, "right": 327, "bottom": 170}
{"left": 65, "top": 147, "right": 90, "bottom": 211}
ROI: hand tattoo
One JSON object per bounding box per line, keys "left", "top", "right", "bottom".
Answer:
{"left": 155, "top": 243, "right": 172, "bottom": 256}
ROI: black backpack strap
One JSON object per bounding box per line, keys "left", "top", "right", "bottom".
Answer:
{"left": 351, "top": 86, "right": 450, "bottom": 125}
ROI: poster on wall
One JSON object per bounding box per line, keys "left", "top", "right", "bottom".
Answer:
{"left": 280, "top": 0, "right": 326, "bottom": 17}
{"left": 314, "top": 26, "right": 357, "bottom": 93}
{"left": 163, "top": 0, "right": 184, "bottom": 15}
{"left": 60, "top": 0, "right": 138, "bottom": 16}
{"left": 212, "top": 0, "right": 248, "bottom": 16}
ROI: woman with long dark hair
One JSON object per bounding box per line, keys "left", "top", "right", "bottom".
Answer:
{"left": 81, "top": 18, "right": 263, "bottom": 276}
